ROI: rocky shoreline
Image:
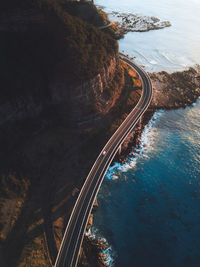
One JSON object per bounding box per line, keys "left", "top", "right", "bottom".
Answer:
{"left": 1, "top": 2, "right": 200, "bottom": 266}
{"left": 116, "top": 64, "right": 200, "bottom": 163}
{"left": 150, "top": 66, "right": 200, "bottom": 109}
{"left": 83, "top": 62, "right": 200, "bottom": 266}
{"left": 97, "top": 7, "right": 171, "bottom": 39}
{"left": 112, "top": 11, "right": 170, "bottom": 36}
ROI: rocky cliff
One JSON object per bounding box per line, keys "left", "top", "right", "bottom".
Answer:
{"left": 49, "top": 53, "right": 123, "bottom": 123}
{"left": 0, "top": 53, "right": 121, "bottom": 126}
{"left": 114, "top": 65, "right": 200, "bottom": 164}
{"left": 0, "top": 1, "right": 132, "bottom": 267}
{"left": 82, "top": 63, "right": 200, "bottom": 267}
{"left": 150, "top": 66, "right": 200, "bottom": 109}
{"left": 0, "top": 0, "right": 118, "bottom": 124}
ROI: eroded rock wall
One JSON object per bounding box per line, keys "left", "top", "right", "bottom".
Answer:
{"left": 150, "top": 66, "right": 200, "bottom": 109}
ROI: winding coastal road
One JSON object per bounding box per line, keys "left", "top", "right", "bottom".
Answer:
{"left": 54, "top": 54, "right": 153, "bottom": 267}
{"left": 98, "top": 19, "right": 113, "bottom": 30}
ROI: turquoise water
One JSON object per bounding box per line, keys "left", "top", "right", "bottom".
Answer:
{"left": 92, "top": 0, "right": 200, "bottom": 266}
{"left": 95, "top": 0, "right": 200, "bottom": 72}
{"left": 93, "top": 104, "right": 200, "bottom": 266}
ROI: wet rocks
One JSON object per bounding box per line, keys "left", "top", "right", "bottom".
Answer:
{"left": 108, "top": 11, "right": 171, "bottom": 38}
{"left": 150, "top": 65, "right": 200, "bottom": 109}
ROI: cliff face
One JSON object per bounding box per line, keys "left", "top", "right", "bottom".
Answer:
{"left": 0, "top": 2, "right": 123, "bottom": 266}
{"left": 67, "top": 54, "right": 123, "bottom": 122}
{"left": 0, "top": 54, "right": 120, "bottom": 126}
{"left": 0, "top": 1, "right": 120, "bottom": 127}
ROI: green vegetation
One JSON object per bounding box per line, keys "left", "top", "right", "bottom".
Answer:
{"left": 60, "top": 1, "right": 107, "bottom": 27}
{"left": 0, "top": 1, "right": 119, "bottom": 266}
{"left": 37, "top": 0, "right": 118, "bottom": 77}
{"left": 0, "top": 0, "right": 118, "bottom": 101}
{"left": 101, "top": 63, "right": 124, "bottom": 99}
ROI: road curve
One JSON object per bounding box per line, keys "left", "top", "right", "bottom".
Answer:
{"left": 98, "top": 19, "right": 113, "bottom": 30}
{"left": 54, "top": 54, "right": 153, "bottom": 267}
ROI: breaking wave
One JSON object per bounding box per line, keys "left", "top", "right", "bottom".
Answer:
{"left": 106, "top": 110, "right": 164, "bottom": 180}
{"left": 85, "top": 227, "right": 116, "bottom": 266}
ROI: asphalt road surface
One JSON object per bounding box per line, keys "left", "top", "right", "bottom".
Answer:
{"left": 54, "top": 54, "right": 153, "bottom": 267}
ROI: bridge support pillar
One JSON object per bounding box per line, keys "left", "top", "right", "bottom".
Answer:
{"left": 139, "top": 115, "right": 143, "bottom": 125}
{"left": 118, "top": 144, "right": 122, "bottom": 155}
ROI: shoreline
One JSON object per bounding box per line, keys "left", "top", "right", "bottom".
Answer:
{"left": 86, "top": 95, "right": 200, "bottom": 266}
{"left": 83, "top": 53, "right": 200, "bottom": 265}
{"left": 77, "top": 5, "right": 200, "bottom": 264}
{"left": 97, "top": 5, "right": 171, "bottom": 39}
{"left": 1, "top": 2, "right": 200, "bottom": 266}
{"left": 83, "top": 109, "right": 164, "bottom": 266}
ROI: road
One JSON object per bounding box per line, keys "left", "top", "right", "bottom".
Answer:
{"left": 54, "top": 54, "right": 153, "bottom": 267}
{"left": 98, "top": 19, "right": 113, "bottom": 30}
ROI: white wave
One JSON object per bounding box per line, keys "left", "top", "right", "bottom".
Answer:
{"left": 156, "top": 50, "right": 175, "bottom": 65}
{"left": 192, "top": 96, "right": 200, "bottom": 107}
{"left": 106, "top": 110, "right": 164, "bottom": 180}
{"left": 132, "top": 50, "right": 152, "bottom": 64}
{"left": 149, "top": 59, "right": 158, "bottom": 65}
{"left": 85, "top": 227, "right": 115, "bottom": 266}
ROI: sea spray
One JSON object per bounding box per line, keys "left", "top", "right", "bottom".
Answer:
{"left": 93, "top": 102, "right": 200, "bottom": 266}
{"left": 192, "top": 96, "right": 200, "bottom": 107}
{"left": 85, "top": 227, "right": 115, "bottom": 266}
{"left": 106, "top": 109, "right": 164, "bottom": 180}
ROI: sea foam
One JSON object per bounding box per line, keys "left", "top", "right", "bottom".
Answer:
{"left": 85, "top": 227, "right": 115, "bottom": 266}
{"left": 106, "top": 110, "right": 164, "bottom": 180}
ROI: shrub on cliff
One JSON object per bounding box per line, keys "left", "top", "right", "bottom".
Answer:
{"left": 37, "top": 0, "right": 118, "bottom": 80}
{"left": 59, "top": 1, "right": 106, "bottom": 27}
{"left": 0, "top": 0, "right": 118, "bottom": 101}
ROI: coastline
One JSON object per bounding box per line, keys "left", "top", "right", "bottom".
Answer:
{"left": 73, "top": 2, "right": 200, "bottom": 266}
{"left": 84, "top": 91, "right": 200, "bottom": 266}
{"left": 97, "top": 6, "right": 171, "bottom": 39}
{"left": 81, "top": 56, "right": 200, "bottom": 267}
{"left": 74, "top": 6, "right": 200, "bottom": 264}
{"left": 1, "top": 1, "right": 200, "bottom": 266}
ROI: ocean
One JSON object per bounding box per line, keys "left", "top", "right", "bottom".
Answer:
{"left": 91, "top": 0, "right": 200, "bottom": 266}
{"left": 96, "top": 0, "right": 200, "bottom": 73}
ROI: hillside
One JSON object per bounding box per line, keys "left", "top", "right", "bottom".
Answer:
{"left": 0, "top": 0, "right": 118, "bottom": 101}
{"left": 0, "top": 1, "right": 142, "bottom": 266}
